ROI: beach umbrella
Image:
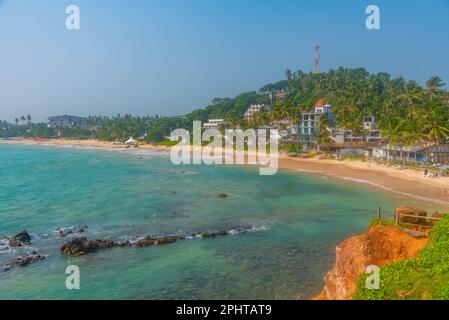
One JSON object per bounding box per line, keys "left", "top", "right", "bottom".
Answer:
{"left": 125, "top": 137, "right": 136, "bottom": 144}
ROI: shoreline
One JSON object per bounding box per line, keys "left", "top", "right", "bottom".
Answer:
{"left": 279, "top": 157, "right": 449, "bottom": 208}
{"left": 4, "top": 138, "right": 449, "bottom": 209}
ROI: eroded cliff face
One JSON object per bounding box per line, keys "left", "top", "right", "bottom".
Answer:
{"left": 315, "top": 225, "right": 428, "bottom": 300}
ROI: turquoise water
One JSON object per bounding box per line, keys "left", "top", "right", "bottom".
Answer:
{"left": 0, "top": 143, "right": 440, "bottom": 299}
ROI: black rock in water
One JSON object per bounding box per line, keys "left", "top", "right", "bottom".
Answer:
{"left": 13, "top": 230, "right": 32, "bottom": 243}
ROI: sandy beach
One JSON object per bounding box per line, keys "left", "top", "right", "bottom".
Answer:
{"left": 279, "top": 157, "right": 449, "bottom": 207}
{"left": 4, "top": 138, "right": 449, "bottom": 207}
{"left": 1, "top": 138, "right": 172, "bottom": 151}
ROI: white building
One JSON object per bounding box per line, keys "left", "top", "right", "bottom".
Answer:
{"left": 47, "top": 115, "right": 89, "bottom": 129}
{"left": 244, "top": 104, "right": 265, "bottom": 121}
{"left": 203, "top": 119, "right": 225, "bottom": 129}
{"left": 331, "top": 115, "right": 382, "bottom": 144}
{"left": 372, "top": 144, "right": 449, "bottom": 164}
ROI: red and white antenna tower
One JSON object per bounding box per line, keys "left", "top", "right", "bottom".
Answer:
{"left": 314, "top": 45, "right": 320, "bottom": 74}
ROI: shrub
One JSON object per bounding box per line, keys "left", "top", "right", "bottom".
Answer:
{"left": 355, "top": 215, "right": 449, "bottom": 300}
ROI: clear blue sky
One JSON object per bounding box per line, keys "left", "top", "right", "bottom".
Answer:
{"left": 0, "top": 0, "right": 448, "bottom": 122}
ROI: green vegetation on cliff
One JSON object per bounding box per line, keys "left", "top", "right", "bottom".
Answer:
{"left": 355, "top": 215, "right": 449, "bottom": 300}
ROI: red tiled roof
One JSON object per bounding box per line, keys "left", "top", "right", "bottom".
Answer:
{"left": 315, "top": 99, "right": 325, "bottom": 108}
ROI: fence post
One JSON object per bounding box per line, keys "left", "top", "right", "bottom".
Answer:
{"left": 395, "top": 212, "right": 399, "bottom": 226}
{"left": 377, "top": 206, "right": 381, "bottom": 220}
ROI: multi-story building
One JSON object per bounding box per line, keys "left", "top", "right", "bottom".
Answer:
{"left": 47, "top": 115, "right": 89, "bottom": 129}
{"left": 297, "top": 100, "right": 336, "bottom": 150}
{"left": 203, "top": 119, "right": 225, "bottom": 129}
{"left": 331, "top": 116, "right": 382, "bottom": 144}
{"left": 362, "top": 116, "right": 382, "bottom": 142}
{"left": 244, "top": 104, "right": 266, "bottom": 121}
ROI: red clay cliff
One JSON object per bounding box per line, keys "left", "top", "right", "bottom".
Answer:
{"left": 315, "top": 225, "right": 428, "bottom": 300}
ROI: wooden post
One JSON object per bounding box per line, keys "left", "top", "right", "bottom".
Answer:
{"left": 377, "top": 206, "right": 381, "bottom": 220}
{"left": 395, "top": 212, "right": 399, "bottom": 226}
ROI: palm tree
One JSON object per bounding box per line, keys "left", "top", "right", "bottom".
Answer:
{"left": 380, "top": 117, "right": 407, "bottom": 162}
{"left": 14, "top": 118, "right": 19, "bottom": 126}
{"left": 252, "top": 111, "right": 265, "bottom": 129}
{"left": 316, "top": 114, "right": 333, "bottom": 152}
{"left": 225, "top": 110, "right": 239, "bottom": 129}
{"left": 425, "top": 76, "right": 446, "bottom": 97}
{"left": 423, "top": 108, "right": 449, "bottom": 157}
{"left": 268, "top": 108, "right": 279, "bottom": 124}
{"left": 399, "top": 82, "right": 423, "bottom": 119}
{"left": 20, "top": 116, "right": 26, "bottom": 124}
{"left": 26, "top": 115, "right": 32, "bottom": 125}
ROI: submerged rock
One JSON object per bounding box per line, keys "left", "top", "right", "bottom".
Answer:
{"left": 13, "top": 230, "right": 32, "bottom": 243}
{"left": 135, "top": 236, "right": 181, "bottom": 247}
{"left": 1, "top": 253, "right": 47, "bottom": 273}
{"left": 201, "top": 230, "right": 228, "bottom": 238}
{"left": 56, "top": 226, "right": 88, "bottom": 237}
{"left": 8, "top": 238, "right": 23, "bottom": 248}
{"left": 116, "top": 240, "right": 131, "bottom": 248}
{"left": 13, "top": 253, "right": 47, "bottom": 267}
{"left": 218, "top": 193, "right": 228, "bottom": 199}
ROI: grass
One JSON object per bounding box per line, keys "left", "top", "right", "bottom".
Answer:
{"left": 369, "top": 218, "right": 396, "bottom": 228}
{"left": 354, "top": 215, "right": 449, "bottom": 300}
{"left": 156, "top": 140, "right": 179, "bottom": 147}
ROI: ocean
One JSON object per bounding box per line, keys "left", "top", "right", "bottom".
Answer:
{"left": 0, "top": 143, "right": 441, "bottom": 299}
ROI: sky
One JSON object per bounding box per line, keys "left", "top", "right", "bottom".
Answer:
{"left": 0, "top": 0, "right": 448, "bottom": 122}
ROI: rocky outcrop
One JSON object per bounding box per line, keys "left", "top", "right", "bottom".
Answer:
{"left": 60, "top": 227, "right": 249, "bottom": 256}
{"left": 60, "top": 237, "right": 116, "bottom": 256}
{"left": 7, "top": 230, "right": 32, "bottom": 247}
{"left": 12, "top": 253, "right": 47, "bottom": 267}
{"left": 316, "top": 225, "right": 428, "bottom": 300}
{"left": 1, "top": 252, "right": 47, "bottom": 272}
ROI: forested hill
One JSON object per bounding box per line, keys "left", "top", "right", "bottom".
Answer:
{"left": 2, "top": 67, "right": 448, "bottom": 144}
{"left": 186, "top": 66, "right": 448, "bottom": 126}
{"left": 144, "top": 66, "right": 448, "bottom": 142}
